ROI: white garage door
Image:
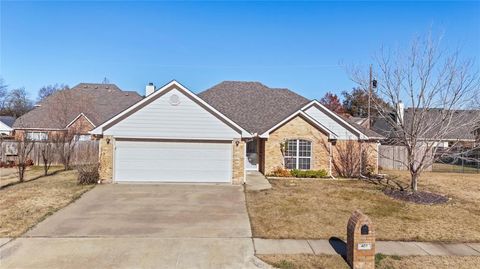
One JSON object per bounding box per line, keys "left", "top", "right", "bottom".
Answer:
{"left": 114, "top": 140, "right": 232, "bottom": 183}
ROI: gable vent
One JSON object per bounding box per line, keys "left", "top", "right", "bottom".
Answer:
{"left": 169, "top": 94, "right": 180, "bottom": 106}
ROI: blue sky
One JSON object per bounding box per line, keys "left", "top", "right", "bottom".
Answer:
{"left": 1, "top": 1, "right": 479, "bottom": 100}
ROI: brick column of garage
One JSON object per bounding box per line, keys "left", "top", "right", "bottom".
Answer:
{"left": 99, "top": 136, "right": 114, "bottom": 183}
{"left": 232, "top": 139, "right": 245, "bottom": 184}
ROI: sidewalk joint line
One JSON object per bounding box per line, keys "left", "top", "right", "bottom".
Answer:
{"left": 306, "top": 240, "right": 316, "bottom": 255}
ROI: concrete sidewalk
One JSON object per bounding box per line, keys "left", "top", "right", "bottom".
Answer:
{"left": 246, "top": 171, "right": 272, "bottom": 191}
{"left": 254, "top": 238, "right": 480, "bottom": 256}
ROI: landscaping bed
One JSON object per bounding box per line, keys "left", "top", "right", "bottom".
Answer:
{"left": 246, "top": 171, "right": 480, "bottom": 242}
{"left": 258, "top": 254, "right": 480, "bottom": 269}
{"left": 0, "top": 170, "right": 94, "bottom": 237}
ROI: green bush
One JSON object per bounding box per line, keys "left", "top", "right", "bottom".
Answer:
{"left": 290, "top": 169, "right": 328, "bottom": 178}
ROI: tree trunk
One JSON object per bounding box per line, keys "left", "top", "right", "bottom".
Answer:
{"left": 410, "top": 172, "right": 418, "bottom": 192}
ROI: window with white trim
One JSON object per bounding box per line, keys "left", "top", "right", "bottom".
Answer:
{"left": 284, "top": 139, "right": 312, "bottom": 170}
{"left": 26, "top": 131, "right": 48, "bottom": 141}
{"left": 74, "top": 134, "right": 91, "bottom": 141}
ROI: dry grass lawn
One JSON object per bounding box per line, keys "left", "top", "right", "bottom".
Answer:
{"left": 246, "top": 171, "right": 480, "bottom": 242}
{"left": 258, "top": 254, "right": 480, "bottom": 269}
{"left": 0, "top": 166, "right": 64, "bottom": 188}
{"left": 0, "top": 170, "right": 94, "bottom": 237}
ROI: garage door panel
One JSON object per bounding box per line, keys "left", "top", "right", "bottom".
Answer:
{"left": 114, "top": 141, "right": 232, "bottom": 183}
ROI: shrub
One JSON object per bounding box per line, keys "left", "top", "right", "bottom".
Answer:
{"left": 270, "top": 167, "right": 291, "bottom": 177}
{"left": 76, "top": 163, "right": 99, "bottom": 185}
{"left": 290, "top": 169, "right": 328, "bottom": 178}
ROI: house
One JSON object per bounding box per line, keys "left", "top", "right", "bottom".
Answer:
{"left": 13, "top": 83, "right": 142, "bottom": 141}
{"left": 91, "top": 80, "right": 383, "bottom": 184}
{"left": 372, "top": 104, "right": 480, "bottom": 148}
{"left": 0, "top": 116, "right": 15, "bottom": 136}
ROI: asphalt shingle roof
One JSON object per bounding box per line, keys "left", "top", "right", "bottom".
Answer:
{"left": 198, "top": 81, "right": 311, "bottom": 134}
{"left": 13, "top": 83, "right": 142, "bottom": 130}
{"left": 372, "top": 108, "right": 480, "bottom": 141}
{"left": 199, "top": 81, "right": 383, "bottom": 139}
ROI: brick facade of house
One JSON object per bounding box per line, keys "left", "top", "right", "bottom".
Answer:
{"left": 14, "top": 114, "right": 94, "bottom": 141}
{"left": 262, "top": 115, "right": 331, "bottom": 175}
{"left": 261, "top": 115, "right": 379, "bottom": 176}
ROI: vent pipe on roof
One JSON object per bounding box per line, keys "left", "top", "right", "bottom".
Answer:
{"left": 145, "top": 83, "right": 155, "bottom": 96}
{"left": 396, "top": 101, "right": 405, "bottom": 125}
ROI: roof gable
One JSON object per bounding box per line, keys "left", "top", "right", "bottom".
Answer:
{"left": 92, "top": 80, "right": 251, "bottom": 139}
{"left": 13, "top": 83, "right": 141, "bottom": 130}
{"left": 198, "top": 81, "right": 310, "bottom": 134}
{"left": 260, "top": 110, "right": 338, "bottom": 139}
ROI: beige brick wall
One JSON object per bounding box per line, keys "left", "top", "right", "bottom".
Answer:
{"left": 99, "top": 135, "right": 114, "bottom": 183}
{"left": 364, "top": 142, "right": 379, "bottom": 174}
{"left": 264, "top": 116, "right": 330, "bottom": 175}
{"left": 68, "top": 114, "right": 94, "bottom": 134}
{"left": 347, "top": 210, "right": 376, "bottom": 269}
{"left": 232, "top": 139, "right": 245, "bottom": 184}
{"left": 331, "top": 140, "right": 379, "bottom": 177}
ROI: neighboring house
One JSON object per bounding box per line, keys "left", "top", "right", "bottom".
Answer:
{"left": 0, "top": 116, "right": 15, "bottom": 136}
{"left": 349, "top": 117, "right": 369, "bottom": 129}
{"left": 372, "top": 105, "right": 480, "bottom": 148}
{"left": 91, "top": 80, "right": 383, "bottom": 184}
{"left": 13, "top": 83, "right": 142, "bottom": 141}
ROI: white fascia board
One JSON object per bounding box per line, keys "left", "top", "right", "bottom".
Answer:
{"left": 259, "top": 110, "right": 337, "bottom": 139}
{"left": 66, "top": 113, "right": 95, "bottom": 129}
{"left": 301, "top": 100, "right": 369, "bottom": 140}
{"left": 91, "top": 80, "right": 252, "bottom": 138}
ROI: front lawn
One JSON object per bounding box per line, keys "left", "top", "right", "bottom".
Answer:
{"left": 0, "top": 165, "right": 64, "bottom": 188}
{"left": 246, "top": 171, "right": 480, "bottom": 242}
{"left": 0, "top": 170, "right": 94, "bottom": 237}
{"left": 259, "top": 254, "right": 480, "bottom": 269}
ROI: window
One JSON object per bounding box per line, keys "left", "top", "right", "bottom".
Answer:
{"left": 284, "top": 139, "right": 312, "bottom": 170}
{"left": 74, "top": 134, "right": 91, "bottom": 141}
{"left": 26, "top": 131, "right": 48, "bottom": 141}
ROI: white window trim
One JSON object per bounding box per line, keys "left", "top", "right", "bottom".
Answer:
{"left": 285, "top": 139, "right": 312, "bottom": 170}
{"left": 26, "top": 131, "right": 49, "bottom": 141}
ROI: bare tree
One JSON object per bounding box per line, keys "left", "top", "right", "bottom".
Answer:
{"left": 4, "top": 88, "right": 33, "bottom": 117}
{"left": 321, "top": 140, "right": 370, "bottom": 178}
{"left": 37, "top": 83, "right": 69, "bottom": 102}
{"left": 39, "top": 139, "right": 54, "bottom": 175}
{"left": 52, "top": 130, "right": 77, "bottom": 171}
{"left": 44, "top": 88, "right": 93, "bottom": 170}
{"left": 0, "top": 77, "right": 7, "bottom": 112}
{"left": 15, "top": 135, "right": 35, "bottom": 182}
{"left": 351, "top": 33, "right": 480, "bottom": 192}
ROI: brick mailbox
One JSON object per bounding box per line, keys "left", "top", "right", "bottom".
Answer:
{"left": 347, "top": 210, "right": 375, "bottom": 269}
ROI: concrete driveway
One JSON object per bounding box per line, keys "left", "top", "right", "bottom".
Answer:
{"left": 1, "top": 184, "right": 267, "bottom": 269}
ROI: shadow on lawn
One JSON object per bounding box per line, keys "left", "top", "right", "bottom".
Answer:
{"left": 0, "top": 169, "right": 64, "bottom": 190}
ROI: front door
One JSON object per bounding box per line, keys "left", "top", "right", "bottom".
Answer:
{"left": 246, "top": 139, "right": 258, "bottom": 171}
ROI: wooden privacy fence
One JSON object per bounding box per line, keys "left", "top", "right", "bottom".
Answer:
{"left": 378, "top": 145, "right": 432, "bottom": 171}
{"left": 0, "top": 140, "right": 99, "bottom": 166}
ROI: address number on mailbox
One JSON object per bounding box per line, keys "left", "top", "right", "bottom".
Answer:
{"left": 357, "top": 243, "right": 372, "bottom": 250}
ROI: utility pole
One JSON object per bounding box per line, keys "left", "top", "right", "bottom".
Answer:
{"left": 367, "top": 64, "right": 372, "bottom": 129}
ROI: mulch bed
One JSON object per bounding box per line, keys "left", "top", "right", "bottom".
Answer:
{"left": 384, "top": 189, "right": 449, "bottom": 205}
